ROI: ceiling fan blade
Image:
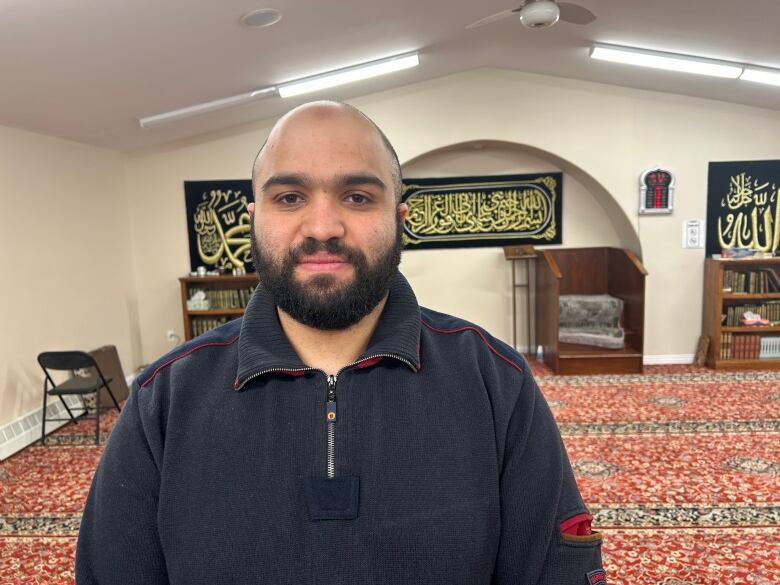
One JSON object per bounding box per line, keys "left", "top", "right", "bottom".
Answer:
{"left": 558, "top": 2, "right": 596, "bottom": 25}
{"left": 465, "top": 7, "right": 521, "bottom": 30}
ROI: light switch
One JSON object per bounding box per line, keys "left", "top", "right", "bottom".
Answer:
{"left": 682, "top": 219, "right": 705, "bottom": 249}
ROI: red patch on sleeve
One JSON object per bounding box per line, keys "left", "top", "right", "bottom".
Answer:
{"left": 586, "top": 569, "right": 607, "bottom": 584}
{"left": 560, "top": 513, "right": 593, "bottom": 536}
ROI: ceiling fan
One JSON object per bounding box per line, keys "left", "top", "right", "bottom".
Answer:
{"left": 466, "top": 0, "right": 596, "bottom": 30}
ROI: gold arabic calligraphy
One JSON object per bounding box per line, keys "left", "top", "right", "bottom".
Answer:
{"left": 718, "top": 172, "right": 780, "bottom": 252}
{"left": 404, "top": 186, "right": 554, "bottom": 241}
{"left": 193, "top": 190, "right": 251, "bottom": 269}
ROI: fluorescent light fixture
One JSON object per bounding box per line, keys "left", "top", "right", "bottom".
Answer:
{"left": 139, "top": 87, "right": 277, "bottom": 129}
{"left": 740, "top": 66, "right": 780, "bottom": 87}
{"left": 139, "top": 52, "right": 420, "bottom": 128}
{"left": 278, "top": 53, "right": 419, "bottom": 98}
{"left": 590, "top": 43, "right": 742, "bottom": 78}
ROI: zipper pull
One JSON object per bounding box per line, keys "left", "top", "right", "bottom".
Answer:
{"left": 326, "top": 374, "right": 337, "bottom": 423}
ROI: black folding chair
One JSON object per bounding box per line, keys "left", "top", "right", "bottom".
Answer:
{"left": 37, "top": 351, "right": 122, "bottom": 445}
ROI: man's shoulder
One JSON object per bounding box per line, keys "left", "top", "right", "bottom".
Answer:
{"left": 419, "top": 307, "right": 527, "bottom": 376}
{"left": 136, "top": 318, "right": 242, "bottom": 390}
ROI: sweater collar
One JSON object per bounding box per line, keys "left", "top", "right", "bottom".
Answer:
{"left": 234, "top": 272, "right": 421, "bottom": 390}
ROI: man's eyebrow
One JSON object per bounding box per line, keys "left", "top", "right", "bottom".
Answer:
{"left": 260, "top": 172, "right": 387, "bottom": 192}
{"left": 335, "top": 173, "right": 387, "bottom": 191}
{"left": 260, "top": 173, "right": 314, "bottom": 192}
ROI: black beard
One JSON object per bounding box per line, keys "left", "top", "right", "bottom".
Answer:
{"left": 250, "top": 217, "right": 403, "bottom": 330}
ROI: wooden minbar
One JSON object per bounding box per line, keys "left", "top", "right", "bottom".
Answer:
{"left": 535, "top": 247, "right": 647, "bottom": 375}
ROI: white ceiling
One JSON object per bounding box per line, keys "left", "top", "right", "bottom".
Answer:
{"left": 1, "top": 0, "right": 779, "bottom": 152}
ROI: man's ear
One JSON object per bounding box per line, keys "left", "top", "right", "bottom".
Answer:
{"left": 397, "top": 202, "right": 408, "bottom": 224}
{"left": 247, "top": 201, "right": 255, "bottom": 214}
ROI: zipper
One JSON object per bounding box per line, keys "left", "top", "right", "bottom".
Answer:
{"left": 237, "top": 353, "right": 416, "bottom": 479}
{"left": 235, "top": 352, "right": 416, "bottom": 391}
{"left": 235, "top": 366, "right": 316, "bottom": 390}
{"left": 326, "top": 374, "right": 337, "bottom": 479}
{"left": 324, "top": 353, "right": 415, "bottom": 479}
{"left": 342, "top": 353, "right": 417, "bottom": 372}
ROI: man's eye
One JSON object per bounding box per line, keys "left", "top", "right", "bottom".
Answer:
{"left": 346, "top": 193, "right": 370, "bottom": 205}
{"left": 278, "top": 193, "right": 303, "bottom": 205}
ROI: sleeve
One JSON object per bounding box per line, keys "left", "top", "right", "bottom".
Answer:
{"left": 75, "top": 379, "right": 169, "bottom": 584}
{"left": 492, "top": 368, "right": 605, "bottom": 585}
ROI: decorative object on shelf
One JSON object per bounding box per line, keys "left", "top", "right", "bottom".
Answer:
{"left": 184, "top": 180, "right": 254, "bottom": 272}
{"left": 741, "top": 311, "right": 770, "bottom": 326}
{"left": 721, "top": 247, "right": 759, "bottom": 259}
{"left": 706, "top": 160, "right": 780, "bottom": 257}
{"left": 186, "top": 290, "right": 210, "bottom": 311}
{"left": 401, "top": 173, "right": 562, "bottom": 249}
{"left": 639, "top": 168, "right": 674, "bottom": 214}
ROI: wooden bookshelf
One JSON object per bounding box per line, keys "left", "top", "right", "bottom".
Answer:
{"left": 702, "top": 257, "right": 780, "bottom": 370}
{"left": 179, "top": 274, "right": 258, "bottom": 340}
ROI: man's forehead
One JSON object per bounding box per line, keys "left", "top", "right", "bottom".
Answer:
{"left": 276, "top": 101, "right": 366, "bottom": 126}
{"left": 269, "top": 105, "right": 378, "bottom": 148}
{"left": 255, "top": 105, "right": 391, "bottom": 174}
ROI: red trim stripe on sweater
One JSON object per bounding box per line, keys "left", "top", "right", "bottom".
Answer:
{"left": 140, "top": 336, "right": 240, "bottom": 389}
{"left": 420, "top": 321, "right": 524, "bottom": 373}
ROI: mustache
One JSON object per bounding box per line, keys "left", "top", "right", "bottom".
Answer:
{"left": 289, "top": 238, "right": 364, "bottom": 264}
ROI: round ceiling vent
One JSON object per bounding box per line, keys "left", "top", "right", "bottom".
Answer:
{"left": 240, "top": 8, "right": 283, "bottom": 28}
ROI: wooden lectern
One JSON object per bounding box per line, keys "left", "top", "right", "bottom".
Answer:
{"left": 503, "top": 245, "right": 537, "bottom": 353}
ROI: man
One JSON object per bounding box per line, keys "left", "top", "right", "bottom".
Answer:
{"left": 76, "top": 102, "right": 605, "bottom": 584}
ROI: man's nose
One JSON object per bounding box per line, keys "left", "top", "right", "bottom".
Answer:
{"left": 299, "top": 195, "right": 346, "bottom": 241}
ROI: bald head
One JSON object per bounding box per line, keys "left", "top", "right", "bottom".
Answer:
{"left": 252, "top": 101, "right": 403, "bottom": 202}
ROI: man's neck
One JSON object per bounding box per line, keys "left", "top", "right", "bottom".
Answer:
{"left": 277, "top": 297, "right": 388, "bottom": 376}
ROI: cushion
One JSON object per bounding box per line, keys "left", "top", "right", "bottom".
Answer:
{"left": 558, "top": 294, "right": 625, "bottom": 349}
{"left": 559, "top": 294, "right": 623, "bottom": 328}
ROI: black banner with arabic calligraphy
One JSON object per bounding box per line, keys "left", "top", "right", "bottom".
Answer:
{"left": 400, "top": 173, "right": 562, "bottom": 250}
{"left": 184, "top": 180, "right": 254, "bottom": 271}
{"left": 706, "top": 161, "right": 780, "bottom": 257}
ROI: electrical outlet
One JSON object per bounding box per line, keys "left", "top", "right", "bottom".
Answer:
{"left": 166, "top": 329, "right": 177, "bottom": 341}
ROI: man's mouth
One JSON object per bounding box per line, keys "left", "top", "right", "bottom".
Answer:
{"left": 297, "top": 253, "right": 351, "bottom": 273}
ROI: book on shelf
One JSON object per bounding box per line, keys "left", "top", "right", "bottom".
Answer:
{"left": 188, "top": 286, "right": 256, "bottom": 310}
{"left": 763, "top": 269, "right": 780, "bottom": 292}
{"left": 723, "top": 301, "right": 780, "bottom": 326}
{"left": 723, "top": 267, "right": 780, "bottom": 294}
{"left": 732, "top": 334, "right": 742, "bottom": 359}
{"left": 191, "top": 316, "right": 231, "bottom": 337}
{"left": 720, "top": 332, "right": 731, "bottom": 360}
{"left": 760, "top": 336, "right": 780, "bottom": 359}
{"left": 723, "top": 333, "right": 764, "bottom": 360}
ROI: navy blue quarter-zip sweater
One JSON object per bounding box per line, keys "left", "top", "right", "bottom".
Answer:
{"left": 76, "top": 274, "right": 604, "bottom": 584}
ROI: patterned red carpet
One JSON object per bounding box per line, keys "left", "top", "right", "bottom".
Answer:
{"left": 1, "top": 364, "right": 778, "bottom": 584}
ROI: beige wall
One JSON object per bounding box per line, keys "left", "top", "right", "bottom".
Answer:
{"left": 0, "top": 124, "right": 139, "bottom": 428}
{"left": 125, "top": 126, "right": 275, "bottom": 364}
{"left": 401, "top": 142, "right": 632, "bottom": 348}
{"left": 5, "top": 67, "right": 778, "bottom": 431}
{"left": 126, "top": 68, "right": 780, "bottom": 363}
